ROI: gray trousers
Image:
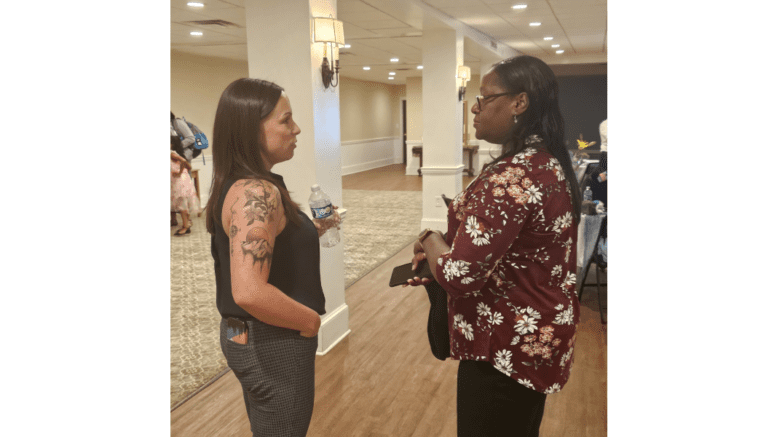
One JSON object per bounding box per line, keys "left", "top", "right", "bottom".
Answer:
{"left": 219, "top": 317, "right": 318, "bottom": 437}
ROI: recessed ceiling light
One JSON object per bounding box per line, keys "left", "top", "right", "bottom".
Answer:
{"left": 388, "top": 77, "right": 395, "bottom": 80}
{"left": 556, "top": 50, "right": 564, "bottom": 54}
{"left": 190, "top": 31, "right": 203, "bottom": 36}
{"left": 551, "top": 44, "right": 560, "bottom": 48}
{"left": 544, "top": 37, "right": 553, "bottom": 41}
{"left": 417, "top": 65, "right": 423, "bottom": 69}
{"left": 389, "top": 72, "right": 396, "bottom": 76}
{"left": 390, "top": 58, "right": 399, "bottom": 62}
{"left": 363, "top": 66, "right": 371, "bottom": 70}
{"left": 512, "top": 4, "right": 527, "bottom": 9}
{"left": 187, "top": 2, "right": 204, "bottom": 7}
{"left": 343, "top": 44, "right": 351, "bottom": 49}
{"left": 530, "top": 22, "right": 541, "bottom": 26}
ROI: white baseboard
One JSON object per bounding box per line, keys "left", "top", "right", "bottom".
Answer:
{"left": 341, "top": 157, "right": 396, "bottom": 176}
{"left": 316, "top": 303, "right": 350, "bottom": 355}
{"left": 421, "top": 218, "right": 448, "bottom": 231}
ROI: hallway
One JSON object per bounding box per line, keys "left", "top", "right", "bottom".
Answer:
{"left": 171, "top": 165, "right": 607, "bottom": 436}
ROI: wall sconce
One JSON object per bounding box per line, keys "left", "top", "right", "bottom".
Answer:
{"left": 313, "top": 16, "right": 345, "bottom": 89}
{"left": 457, "top": 65, "right": 471, "bottom": 101}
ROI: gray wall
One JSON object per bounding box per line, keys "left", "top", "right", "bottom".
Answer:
{"left": 557, "top": 74, "right": 607, "bottom": 151}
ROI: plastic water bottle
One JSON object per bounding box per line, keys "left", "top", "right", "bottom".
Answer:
{"left": 309, "top": 184, "right": 340, "bottom": 248}
{"left": 583, "top": 186, "right": 593, "bottom": 201}
{"left": 594, "top": 200, "right": 605, "bottom": 215}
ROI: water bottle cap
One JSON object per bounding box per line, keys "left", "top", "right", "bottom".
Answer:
{"left": 311, "top": 184, "right": 321, "bottom": 191}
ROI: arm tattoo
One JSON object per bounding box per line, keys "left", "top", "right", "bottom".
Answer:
{"left": 228, "top": 197, "right": 240, "bottom": 256}
{"left": 241, "top": 227, "right": 273, "bottom": 271}
{"left": 243, "top": 181, "right": 279, "bottom": 226}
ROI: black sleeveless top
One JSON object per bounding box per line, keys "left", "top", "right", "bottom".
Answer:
{"left": 212, "top": 174, "right": 326, "bottom": 319}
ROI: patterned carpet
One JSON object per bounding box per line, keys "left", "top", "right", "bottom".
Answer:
{"left": 170, "top": 189, "right": 422, "bottom": 409}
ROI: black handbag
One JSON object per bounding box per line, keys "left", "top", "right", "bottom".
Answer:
{"left": 423, "top": 280, "right": 451, "bottom": 361}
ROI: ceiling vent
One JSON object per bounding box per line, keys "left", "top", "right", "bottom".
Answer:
{"left": 186, "top": 19, "right": 240, "bottom": 27}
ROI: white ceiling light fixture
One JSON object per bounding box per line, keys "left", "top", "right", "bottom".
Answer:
{"left": 187, "top": 2, "right": 204, "bottom": 7}
{"left": 363, "top": 66, "right": 371, "bottom": 70}
{"left": 390, "top": 58, "right": 399, "bottom": 62}
{"left": 512, "top": 4, "right": 528, "bottom": 9}
{"left": 343, "top": 44, "right": 351, "bottom": 48}
{"left": 544, "top": 37, "right": 553, "bottom": 40}
{"left": 190, "top": 31, "right": 203, "bottom": 36}
{"left": 388, "top": 77, "right": 395, "bottom": 80}
{"left": 556, "top": 50, "right": 564, "bottom": 54}
{"left": 530, "top": 22, "right": 541, "bottom": 26}
{"left": 417, "top": 65, "right": 423, "bottom": 69}
{"left": 552, "top": 44, "right": 560, "bottom": 48}
{"left": 389, "top": 72, "right": 396, "bottom": 76}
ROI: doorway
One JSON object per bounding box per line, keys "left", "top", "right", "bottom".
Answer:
{"left": 402, "top": 99, "right": 407, "bottom": 164}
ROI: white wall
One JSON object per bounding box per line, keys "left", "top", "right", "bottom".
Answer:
{"left": 341, "top": 137, "right": 403, "bottom": 176}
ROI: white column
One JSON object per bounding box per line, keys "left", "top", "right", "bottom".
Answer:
{"left": 245, "top": 0, "right": 349, "bottom": 355}
{"left": 420, "top": 27, "right": 464, "bottom": 231}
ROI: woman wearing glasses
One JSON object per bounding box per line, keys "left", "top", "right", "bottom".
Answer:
{"left": 407, "top": 55, "right": 582, "bottom": 436}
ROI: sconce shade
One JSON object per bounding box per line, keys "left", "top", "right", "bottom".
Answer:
{"left": 314, "top": 17, "right": 344, "bottom": 45}
{"left": 457, "top": 65, "right": 471, "bottom": 82}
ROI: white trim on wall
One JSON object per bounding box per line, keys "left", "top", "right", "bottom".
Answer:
{"left": 341, "top": 136, "right": 402, "bottom": 176}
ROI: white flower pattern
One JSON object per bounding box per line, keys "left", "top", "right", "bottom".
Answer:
{"left": 515, "top": 315, "right": 539, "bottom": 335}
{"left": 438, "top": 147, "right": 578, "bottom": 394}
{"left": 443, "top": 259, "right": 471, "bottom": 281}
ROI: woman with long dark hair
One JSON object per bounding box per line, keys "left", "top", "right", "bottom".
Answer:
{"left": 407, "top": 55, "right": 581, "bottom": 436}
{"left": 205, "top": 78, "right": 336, "bottom": 437}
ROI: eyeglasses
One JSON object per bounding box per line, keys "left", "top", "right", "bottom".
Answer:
{"left": 475, "top": 92, "right": 514, "bottom": 110}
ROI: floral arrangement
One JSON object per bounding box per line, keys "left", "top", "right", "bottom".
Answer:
{"left": 576, "top": 139, "right": 595, "bottom": 150}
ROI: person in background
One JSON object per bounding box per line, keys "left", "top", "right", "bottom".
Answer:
{"left": 171, "top": 111, "right": 195, "bottom": 161}
{"left": 205, "top": 78, "right": 339, "bottom": 437}
{"left": 171, "top": 111, "right": 196, "bottom": 227}
{"left": 407, "top": 55, "right": 581, "bottom": 437}
{"left": 170, "top": 135, "right": 199, "bottom": 236}
{"left": 590, "top": 118, "right": 607, "bottom": 206}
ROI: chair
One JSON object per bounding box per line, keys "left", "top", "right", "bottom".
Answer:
{"left": 577, "top": 215, "right": 607, "bottom": 324}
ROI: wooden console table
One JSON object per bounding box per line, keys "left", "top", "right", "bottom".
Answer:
{"left": 412, "top": 144, "right": 480, "bottom": 176}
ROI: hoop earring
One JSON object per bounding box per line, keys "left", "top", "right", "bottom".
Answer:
{"left": 513, "top": 114, "right": 519, "bottom": 124}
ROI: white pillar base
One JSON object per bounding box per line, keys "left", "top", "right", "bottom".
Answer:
{"left": 316, "top": 303, "right": 350, "bottom": 355}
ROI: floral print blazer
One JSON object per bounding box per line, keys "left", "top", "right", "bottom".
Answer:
{"left": 437, "top": 143, "right": 580, "bottom": 394}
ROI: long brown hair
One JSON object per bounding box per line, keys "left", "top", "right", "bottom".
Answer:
{"left": 205, "top": 78, "right": 302, "bottom": 234}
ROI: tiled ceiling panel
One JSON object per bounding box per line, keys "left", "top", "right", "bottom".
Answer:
{"left": 170, "top": 0, "right": 606, "bottom": 85}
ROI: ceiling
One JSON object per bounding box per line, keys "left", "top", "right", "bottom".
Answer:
{"left": 171, "top": 0, "right": 607, "bottom": 84}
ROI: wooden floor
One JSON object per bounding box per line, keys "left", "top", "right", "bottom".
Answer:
{"left": 171, "top": 164, "right": 607, "bottom": 436}
{"left": 342, "top": 163, "right": 476, "bottom": 191}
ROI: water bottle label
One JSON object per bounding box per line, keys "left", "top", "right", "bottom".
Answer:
{"left": 311, "top": 205, "right": 333, "bottom": 219}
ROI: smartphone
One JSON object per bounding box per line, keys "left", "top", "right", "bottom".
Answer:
{"left": 389, "top": 259, "right": 434, "bottom": 287}
{"left": 226, "top": 317, "right": 248, "bottom": 344}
